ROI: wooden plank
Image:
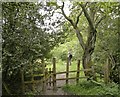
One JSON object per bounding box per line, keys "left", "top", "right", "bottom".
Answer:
{"left": 31, "top": 62, "right": 35, "bottom": 92}
{"left": 49, "top": 68, "right": 52, "bottom": 86}
{"left": 24, "top": 81, "right": 34, "bottom": 84}
{"left": 54, "top": 69, "right": 92, "bottom": 75}
{"left": 55, "top": 71, "right": 67, "bottom": 74}
{"left": 76, "top": 59, "right": 80, "bottom": 84}
{"left": 42, "top": 58, "right": 46, "bottom": 92}
{"left": 47, "top": 75, "right": 99, "bottom": 85}
{"left": 119, "top": 66, "right": 120, "bottom": 89}
{"left": 56, "top": 76, "right": 89, "bottom": 81}
{"left": 24, "top": 74, "right": 51, "bottom": 84}
{"left": 24, "top": 80, "right": 42, "bottom": 84}
{"left": 92, "top": 65, "right": 97, "bottom": 81}
{"left": 53, "top": 58, "right": 57, "bottom": 91}
{"left": 21, "top": 68, "right": 25, "bottom": 94}
{"left": 33, "top": 74, "right": 44, "bottom": 77}
{"left": 66, "top": 57, "right": 69, "bottom": 85}
{"left": 24, "top": 75, "right": 101, "bottom": 84}
{"left": 45, "top": 68, "right": 48, "bottom": 86}
{"left": 104, "top": 58, "right": 109, "bottom": 84}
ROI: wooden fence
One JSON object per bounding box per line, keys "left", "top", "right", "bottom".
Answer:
{"left": 21, "top": 57, "right": 111, "bottom": 94}
{"left": 50, "top": 58, "right": 96, "bottom": 91}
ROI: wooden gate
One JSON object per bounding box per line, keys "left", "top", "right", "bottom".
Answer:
{"left": 20, "top": 59, "right": 51, "bottom": 94}
{"left": 47, "top": 58, "right": 95, "bottom": 91}
{"left": 21, "top": 57, "right": 96, "bottom": 94}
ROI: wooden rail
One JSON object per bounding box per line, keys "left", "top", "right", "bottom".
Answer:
{"left": 46, "top": 75, "right": 101, "bottom": 84}
{"left": 22, "top": 57, "right": 111, "bottom": 93}
{"left": 21, "top": 68, "right": 25, "bottom": 94}
{"left": 56, "top": 76, "right": 89, "bottom": 81}
{"left": 55, "top": 69, "right": 92, "bottom": 75}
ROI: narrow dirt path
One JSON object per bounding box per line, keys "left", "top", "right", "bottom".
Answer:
{"left": 41, "top": 73, "right": 75, "bottom": 95}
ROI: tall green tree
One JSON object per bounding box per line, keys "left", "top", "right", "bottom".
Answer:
{"left": 47, "top": 1, "right": 119, "bottom": 78}
{"left": 2, "top": 2, "right": 64, "bottom": 94}
{"left": 93, "top": 2, "right": 120, "bottom": 83}
{"left": 60, "top": 2, "right": 106, "bottom": 77}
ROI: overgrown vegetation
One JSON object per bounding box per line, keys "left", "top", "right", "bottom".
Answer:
{"left": 2, "top": 2, "right": 65, "bottom": 94}
{"left": 2, "top": 1, "right": 120, "bottom": 96}
{"left": 63, "top": 80, "right": 120, "bottom": 96}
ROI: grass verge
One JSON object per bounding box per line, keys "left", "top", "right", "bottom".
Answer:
{"left": 62, "top": 80, "right": 120, "bottom": 96}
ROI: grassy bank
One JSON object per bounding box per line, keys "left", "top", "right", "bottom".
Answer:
{"left": 62, "top": 80, "right": 120, "bottom": 96}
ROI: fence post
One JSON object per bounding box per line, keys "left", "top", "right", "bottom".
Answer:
{"left": 31, "top": 62, "right": 35, "bottom": 92}
{"left": 53, "top": 58, "right": 57, "bottom": 91}
{"left": 76, "top": 59, "right": 80, "bottom": 84}
{"left": 92, "top": 65, "right": 97, "bottom": 81}
{"left": 104, "top": 58, "right": 109, "bottom": 84}
{"left": 21, "top": 67, "right": 25, "bottom": 94}
{"left": 45, "top": 68, "right": 48, "bottom": 86}
{"left": 66, "top": 57, "right": 69, "bottom": 85}
{"left": 118, "top": 66, "right": 120, "bottom": 89}
{"left": 31, "top": 74, "right": 35, "bottom": 92}
{"left": 49, "top": 68, "right": 52, "bottom": 86}
{"left": 42, "top": 58, "right": 46, "bottom": 93}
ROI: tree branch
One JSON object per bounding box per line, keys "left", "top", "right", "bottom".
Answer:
{"left": 61, "top": 2, "right": 75, "bottom": 27}
{"left": 75, "top": 3, "right": 88, "bottom": 26}
{"left": 80, "top": 4, "right": 95, "bottom": 30}
{"left": 75, "top": 10, "right": 83, "bottom": 26}
{"left": 95, "top": 15, "right": 106, "bottom": 29}
{"left": 75, "top": 27, "right": 85, "bottom": 50}
{"left": 61, "top": 2, "right": 85, "bottom": 50}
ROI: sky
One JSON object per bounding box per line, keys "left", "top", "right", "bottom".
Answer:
{"left": 38, "top": 0, "right": 72, "bottom": 33}
{"left": 39, "top": 0, "right": 71, "bottom": 16}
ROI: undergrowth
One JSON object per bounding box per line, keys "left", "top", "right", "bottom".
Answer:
{"left": 63, "top": 80, "right": 120, "bottom": 96}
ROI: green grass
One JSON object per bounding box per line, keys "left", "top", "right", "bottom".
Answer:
{"left": 62, "top": 80, "right": 120, "bottom": 96}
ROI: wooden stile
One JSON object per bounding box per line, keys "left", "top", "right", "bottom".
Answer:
{"left": 49, "top": 68, "right": 52, "bottom": 86}
{"left": 31, "top": 62, "right": 35, "bottom": 92}
{"left": 76, "top": 59, "right": 80, "bottom": 84}
{"left": 21, "top": 68, "right": 25, "bottom": 94}
{"left": 45, "top": 68, "right": 48, "bottom": 86}
{"left": 53, "top": 58, "right": 57, "bottom": 91}
{"left": 66, "top": 57, "right": 69, "bottom": 85}
{"left": 104, "top": 58, "right": 109, "bottom": 84}
{"left": 42, "top": 58, "right": 46, "bottom": 92}
{"left": 118, "top": 66, "right": 120, "bottom": 89}
{"left": 92, "top": 65, "right": 97, "bottom": 81}
{"left": 22, "top": 57, "right": 100, "bottom": 92}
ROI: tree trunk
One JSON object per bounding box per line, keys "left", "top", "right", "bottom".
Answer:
{"left": 82, "top": 48, "right": 93, "bottom": 78}
{"left": 82, "top": 50, "right": 91, "bottom": 69}
{"left": 75, "top": 27, "right": 85, "bottom": 50}
{"left": 61, "top": 2, "right": 102, "bottom": 79}
{"left": 80, "top": 3, "right": 97, "bottom": 78}
{"left": 74, "top": 26, "right": 97, "bottom": 79}
{"left": 82, "top": 29, "right": 97, "bottom": 78}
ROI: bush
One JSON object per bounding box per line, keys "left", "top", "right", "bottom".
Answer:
{"left": 60, "top": 52, "right": 67, "bottom": 61}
